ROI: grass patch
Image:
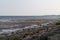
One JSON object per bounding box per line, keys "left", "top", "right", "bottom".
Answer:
{"left": 56, "top": 21, "right": 60, "bottom": 25}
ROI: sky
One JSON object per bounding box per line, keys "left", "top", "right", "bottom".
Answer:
{"left": 0, "top": 0, "right": 60, "bottom": 16}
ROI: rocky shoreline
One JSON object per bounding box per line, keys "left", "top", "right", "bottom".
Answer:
{"left": 0, "top": 19, "right": 59, "bottom": 40}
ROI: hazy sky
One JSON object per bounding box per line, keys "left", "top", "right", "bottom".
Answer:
{"left": 0, "top": 0, "right": 60, "bottom": 16}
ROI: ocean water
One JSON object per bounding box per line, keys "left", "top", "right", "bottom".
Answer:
{"left": 0, "top": 16, "right": 35, "bottom": 22}
{"left": 0, "top": 16, "right": 40, "bottom": 20}
{"left": 0, "top": 16, "right": 59, "bottom": 20}
{"left": 0, "top": 16, "right": 55, "bottom": 35}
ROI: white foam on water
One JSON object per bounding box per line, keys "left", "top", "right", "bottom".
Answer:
{"left": 0, "top": 28, "right": 23, "bottom": 35}
{"left": 0, "top": 24, "right": 39, "bottom": 35}
{"left": 0, "top": 19, "right": 10, "bottom": 22}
